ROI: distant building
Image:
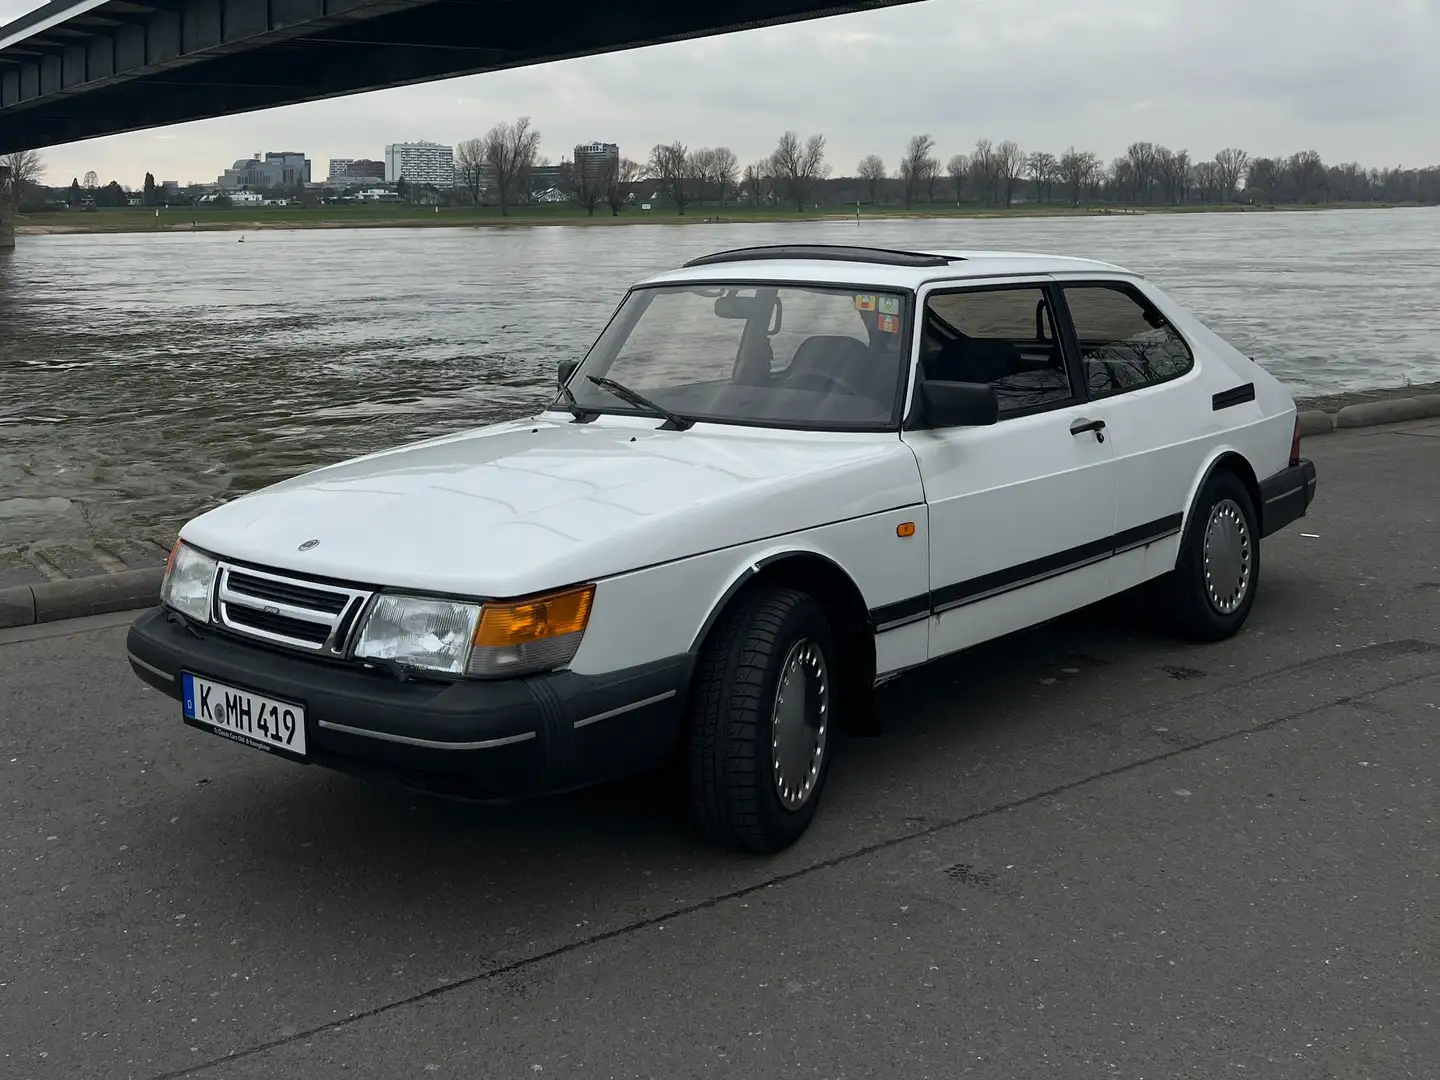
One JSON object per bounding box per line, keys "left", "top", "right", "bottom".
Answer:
{"left": 384, "top": 141, "right": 455, "bottom": 188}
{"left": 328, "top": 158, "right": 385, "bottom": 184}
{"left": 218, "top": 151, "right": 312, "bottom": 190}
{"left": 573, "top": 141, "right": 619, "bottom": 186}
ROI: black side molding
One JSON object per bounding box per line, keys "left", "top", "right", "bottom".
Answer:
{"left": 1212, "top": 383, "right": 1256, "bottom": 411}
{"left": 869, "top": 514, "right": 1183, "bottom": 629}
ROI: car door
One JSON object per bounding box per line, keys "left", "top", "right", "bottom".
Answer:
{"left": 903, "top": 277, "right": 1121, "bottom": 661}
{"left": 1051, "top": 278, "right": 1202, "bottom": 592}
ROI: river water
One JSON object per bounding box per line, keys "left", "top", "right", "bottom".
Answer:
{"left": 1, "top": 207, "right": 1437, "bottom": 545}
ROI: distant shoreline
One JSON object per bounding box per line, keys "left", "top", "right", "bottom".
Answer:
{"left": 13, "top": 200, "right": 1419, "bottom": 237}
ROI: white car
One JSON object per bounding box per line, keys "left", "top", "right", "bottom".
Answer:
{"left": 127, "top": 244, "right": 1317, "bottom": 853}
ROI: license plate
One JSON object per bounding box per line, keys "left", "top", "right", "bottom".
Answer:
{"left": 182, "top": 673, "right": 307, "bottom": 760}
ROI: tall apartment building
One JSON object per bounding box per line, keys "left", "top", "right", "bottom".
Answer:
{"left": 574, "top": 141, "right": 620, "bottom": 184}
{"left": 384, "top": 141, "right": 456, "bottom": 188}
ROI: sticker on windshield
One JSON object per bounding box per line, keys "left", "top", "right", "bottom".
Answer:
{"left": 854, "top": 294, "right": 877, "bottom": 312}
{"left": 877, "top": 313, "right": 900, "bottom": 334}
{"left": 878, "top": 296, "right": 901, "bottom": 315}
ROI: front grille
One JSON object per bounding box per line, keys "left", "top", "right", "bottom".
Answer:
{"left": 226, "top": 606, "right": 331, "bottom": 645}
{"left": 227, "top": 571, "right": 349, "bottom": 615}
{"left": 215, "top": 563, "right": 373, "bottom": 654}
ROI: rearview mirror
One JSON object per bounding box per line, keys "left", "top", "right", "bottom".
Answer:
{"left": 558, "top": 359, "right": 578, "bottom": 386}
{"left": 915, "top": 380, "right": 999, "bottom": 428}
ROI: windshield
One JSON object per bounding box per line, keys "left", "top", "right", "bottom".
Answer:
{"left": 563, "top": 283, "right": 912, "bottom": 430}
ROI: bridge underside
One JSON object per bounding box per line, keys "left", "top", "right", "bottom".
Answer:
{"left": 0, "top": 0, "right": 914, "bottom": 154}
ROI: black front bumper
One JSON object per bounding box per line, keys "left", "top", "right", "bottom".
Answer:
{"left": 126, "top": 607, "right": 692, "bottom": 801}
{"left": 1258, "top": 458, "right": 1318, "bottom": 538}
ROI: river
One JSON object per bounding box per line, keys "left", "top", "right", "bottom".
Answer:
{"left": 1, "top": 207, "right": 1437, "bottom": 546}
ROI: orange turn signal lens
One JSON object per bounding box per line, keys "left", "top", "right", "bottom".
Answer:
{"left": 896, "top": 522, "right": 916, "bottom": 538}
{"left": 165, "top": 539, "right": 182, "bottom": 575}
{"left": 473, "top": 584, "right": 595, "bottom": 648}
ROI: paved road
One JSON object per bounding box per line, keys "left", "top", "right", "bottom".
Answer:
{"left": 3, "top": 421, "right": 1437, "bottom": 1080}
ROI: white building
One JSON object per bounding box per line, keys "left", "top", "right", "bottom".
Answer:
{"left": 384, "top": 141, "right": 456, "bottom": 188}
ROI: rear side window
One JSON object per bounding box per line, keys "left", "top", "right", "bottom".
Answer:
{"left": 1060, "top": 284, "right": 1193, "bottom": 398}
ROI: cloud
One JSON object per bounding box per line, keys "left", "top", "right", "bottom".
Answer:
{"left": 1, "top": 0, "right": 1436, "bottom": 185}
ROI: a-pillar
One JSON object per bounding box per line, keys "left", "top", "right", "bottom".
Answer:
{"left": 0, "top": 164, "right": 14, "bottom": 250}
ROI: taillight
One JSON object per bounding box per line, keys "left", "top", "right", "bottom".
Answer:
{"left": 1289, "top": 417, "right": 1301, "bottom": 468}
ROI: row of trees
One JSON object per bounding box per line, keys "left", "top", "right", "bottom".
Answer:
{"left": 549, "top": 131, "right": 1439, "bottom": 216}
{"left": 14, "top": 131, "right": 1440, "bottom": 216}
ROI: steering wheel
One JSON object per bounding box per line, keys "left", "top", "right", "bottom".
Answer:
{"left": 779, "top": 366, "right": 866, "bottom": 398}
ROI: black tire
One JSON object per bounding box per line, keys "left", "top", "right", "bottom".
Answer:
{"left": 1164, "top": 468, "right": 1261, "bottom": 642}
{"left": 686, "top": 586, "right": 837, "bottom": 854}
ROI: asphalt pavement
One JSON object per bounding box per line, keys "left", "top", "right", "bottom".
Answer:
{"left": 2, "top": 420, "right": 1437, "bottom": 1080}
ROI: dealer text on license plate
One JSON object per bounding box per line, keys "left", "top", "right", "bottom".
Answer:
{"left": 182, "top": 673, "right": 307, "bottom": 758}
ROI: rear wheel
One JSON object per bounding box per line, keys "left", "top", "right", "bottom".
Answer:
{"left": 686, "top": 586, "right": 836, "bottom": 853}
{"left": 1164, "top": 468, "right": 1260, "bottom": 641}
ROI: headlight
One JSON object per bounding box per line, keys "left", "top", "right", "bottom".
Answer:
{"left": 353, "top": 595, "right": 481, "bottom": 676}
{"left": 352, "top": 584, "right": 595, "bottom": 679}
{"left": 160, "top": 541, "right": 217, "bottom": 623}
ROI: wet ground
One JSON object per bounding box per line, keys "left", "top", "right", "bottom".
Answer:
{"left": 1, "top": 419, "right": 1436, "bottom": 1078}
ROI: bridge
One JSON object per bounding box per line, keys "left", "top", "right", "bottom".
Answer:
{"left": 0, "top": 0, "right": 913, "bottom": 154}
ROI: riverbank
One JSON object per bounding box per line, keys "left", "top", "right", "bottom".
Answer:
{"left": 3, "top": 380, "right": 1437, "bottom": 629}
{"left": 13, "top": 199, "right": 1409, "bottom": 236}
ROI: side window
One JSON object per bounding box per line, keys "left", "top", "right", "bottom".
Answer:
{"left": 921, "top": 285, "right": 1073, "bottom": 416}
{"left": 1061, "top": 284, "right": 1194, "bottom": 399}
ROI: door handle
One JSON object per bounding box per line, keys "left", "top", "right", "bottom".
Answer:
{"left": 1070, "top": 418, "right": 1106, "bottom": 443}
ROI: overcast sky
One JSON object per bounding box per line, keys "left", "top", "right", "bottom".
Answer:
{"left": 3, "top": 0, "right": 1437, "bottom": 186}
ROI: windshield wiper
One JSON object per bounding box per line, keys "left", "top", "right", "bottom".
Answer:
{"left": 553, "top": 380, "right": 593, "bottom": 422}
{"left": 586, "top": 375, "right": 694, "bottom": 431}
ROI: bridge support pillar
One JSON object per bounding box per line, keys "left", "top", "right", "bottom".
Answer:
{"left": 0, "top": 165, "right": 14, "bottom": 249}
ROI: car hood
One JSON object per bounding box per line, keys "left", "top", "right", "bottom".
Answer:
{"left": 181, "top": 414, "right": 923, "bottom": 597}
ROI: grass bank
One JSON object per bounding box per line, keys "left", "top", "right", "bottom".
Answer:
{"left": 14, "top": 199, "right": 1397, "bottom": 236}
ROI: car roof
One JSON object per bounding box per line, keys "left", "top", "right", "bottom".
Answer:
{"left": 636, "top": 244, "right": 1140, "bottom": 291}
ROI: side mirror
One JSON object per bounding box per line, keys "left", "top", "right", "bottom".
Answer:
{"left": 557, "top": 359, "right": 578, "bottom": 386}
{"left": 916, "top": 380, "right": 999, "bottom": 428}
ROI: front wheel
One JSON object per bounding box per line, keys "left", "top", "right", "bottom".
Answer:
{"left": 1164, "top": 468, "right": 1260, "bottom": 642}
{"left": 686, "top": 586, "right": 837, "bottom": 853}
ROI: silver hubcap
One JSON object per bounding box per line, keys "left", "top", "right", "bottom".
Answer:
{"left": 1203, "top": 498, "right": 1252, "bottom": 614}
{"left": 771, "top": 638, "right": 829, "bottom": 812}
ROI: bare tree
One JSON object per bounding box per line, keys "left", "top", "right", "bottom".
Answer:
{"left": 1212, "top": 147, "right": 1249, "bottom": 203}
{"left": 1157, "top": 146, "right": 1191, "bottom": 205}
{"left": 1246, "top": 156, "right": 1281, "bottom": 204}
{"left": 970, "top": 138, "right": 996, "bottom": 205}
{"left": 1192, "top": 160, "right": 1221, "bottom": 204}
{"left": 709, "top": 146, "right": 738, "bottom": 206}
{"left": 82, "top": 169, "right": 98, "bottom": 191}
{"left": 995, "top": 140, "right": 1024, "bottom": 207}
{"left": 481, "top": 117, "right": 541, "bottom": 216}
{"left": 1124, "top": 141, "right": 1158, "bottom": 203}
{"left": 899, "top": 134, "right": 935, "bottom": 209}
{"left": 924, "top": 155, "right": 941, "bottom": 202}
{"left": 770, "top": 131, "right": 830, "bottom": 211}
{"left": 742, "top": 160, "right": 770, "bottom": 206}
{"left": 649, "top": 142, "right": 696, "bottom": 214}
{"left": 946, "top": 154, "right": 968, "bottom": 203}
{"left": 1026, "top": 150, "right": 1058, "bottom": 203}
{"left": 604, "top": 157, "right": 640, "bottom": 216}
{"left": 1058, "top": 147, "right": 1096, "bottom": 206}
{"left": 2, "top": 150, "right": 44, "bottom": 204}
{"left": 455, "top": 137, "right": 486, "bottom": 204}
{"left": 1286, "top": 149, "right": 1326, "bottom": 203}
{"left": 857, "top": 154, "right": 887, "bottom": 205}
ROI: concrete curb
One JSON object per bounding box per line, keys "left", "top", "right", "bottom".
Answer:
{"left": 3, "top": 401, "right": 1438, "bottom": 633}
{"left": 1294, "top": 393, "right": 1440, "bottom": 435}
